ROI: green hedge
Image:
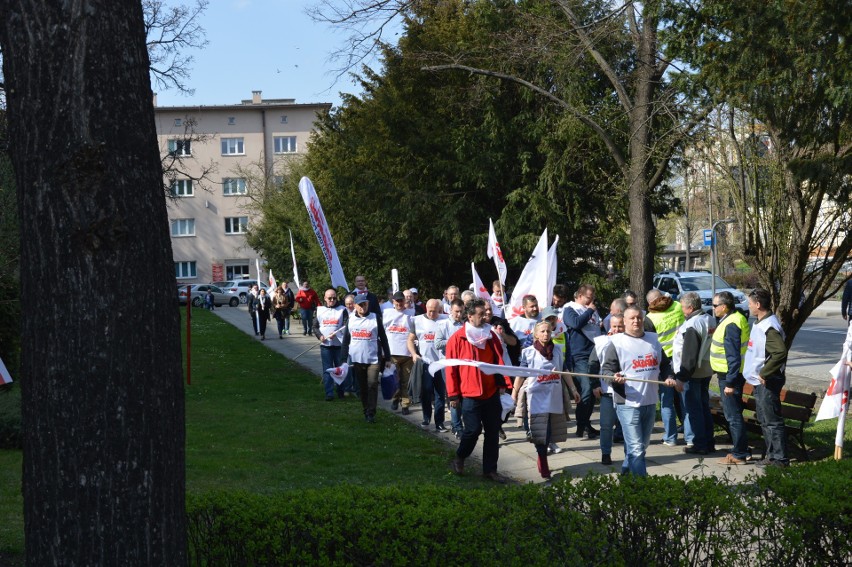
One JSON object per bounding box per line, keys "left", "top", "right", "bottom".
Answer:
{"left": 187, "top": 459, "right": 851, "bottom": 566}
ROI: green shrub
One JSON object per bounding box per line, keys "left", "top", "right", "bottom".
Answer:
{"left": 187, "top": 460, "right": 852, "bottom": 566}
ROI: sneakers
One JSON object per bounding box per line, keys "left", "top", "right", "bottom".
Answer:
{"left": 683, "top": 446, "right": 708, "bottom": 455}
{"left": 435, "top": 424, "right": 449, "bottom": 433}
{"left": 391, "top": 400, "right": 400, "bottom": 411}
{"left": 498, "top": 428, "right": 507, "bottom": 441}
{"left": 717, "top": 453, "right": 747, "bottom": 465}
{"left": 454, "top": 431, "right": 462, "bottom": 440}
{"left": 450, "top": 456, "right": 465, "bottom": 475}
{"left": 420, "top": 421, "right": 429, "bottom": 429}
{"left": 662, "top": 440, "right": 678, "bottom": 447}
{"left": 547, "top": 443, "right": 563, "bottom": 455}
{"left": 586, "top": 425, "right": 600, "bottom": 438}
{"left": 601, "top": 454, "right": 613, "bottom": 465}
{"left": 365, "top": 414, "right": 376, "bottom": 423}
{"left": 401, "top": 406, "right": 410, "bottom": 415}
{"left": 482, "top": 471, "right": 509, "bottom": 484}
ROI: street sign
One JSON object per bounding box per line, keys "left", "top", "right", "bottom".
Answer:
{"left": 703, "top": 229, "right": 714, "bottom": 246}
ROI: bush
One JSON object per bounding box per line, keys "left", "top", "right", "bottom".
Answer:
{"left": 187, "top": 460, "right": 852, "bottom": 566}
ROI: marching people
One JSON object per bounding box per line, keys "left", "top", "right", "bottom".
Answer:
{"left": 295, "top": 281, "right": 321, "bottom": 336}
{"left": 490, "top": 280, "right": 505, "bottom": 317}
{"left": 384, "top": 291, "right": 415, "bottom": 415}
{"left": 645, "top": 289, "right": 686, "bottom": 446}
{"left": 313, "top": 288, "right": 349, "bottom": 401}
{"left": 743, "top": 288, "right": 790, "bottom": 467}
{"left": 564, "top": 284, "right": 601, "bottom": 439}
{"left": 446, "top": 298, "right": 512, "bottom": 483}
{"left": 483, "top": 302, "right": 518, "bottom": 442}
{"left": 408, "top": 299, "right": 449, "bottom": 431}
{"left": 601, "top": 306, "right": 678, "bottom": 476}
{"left": 671, "top": 291, "right": 715, "bottom": 455}
{"left": 352, "top": 275, "right": 383, "bottom": 319}
{"left": 254, "top": 288, "right": 272, "bottom": 340}
{"left": 710, "top": 291, "right": 751, "bottom": 465}
{"left": 435, "top": 298, "right": 466, "bottom": 437}
{"left": 341, "top": 293, "right": 391, "bottom": 423}
{"left": 602, "top": 298, "right": 627, "bottom": 334}
{"left": 517, "top": 321, "right": 580, "bottom": 479}
{"left": 248, "top": 284, "right": 260, "bottom": 335}
{"left": 589, "top": 313, "right": 626, "bottom": 465}
{"left": 272, "top": 285, "right": 293, "bottom": 338}
{"left": 443, "top": 285, "right": 461, "bottom": 313}
{"left": 510, "top": 295, "right": 541, "bottom": 349}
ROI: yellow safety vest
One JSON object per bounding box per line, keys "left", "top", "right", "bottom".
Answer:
{"left": 645, "top": 301, "right": 685, "bottom": 357}
{"left": 709, "top": 311, "right": 749, "bottom": 373}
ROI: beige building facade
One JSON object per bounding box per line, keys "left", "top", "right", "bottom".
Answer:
{"left": 155, "top": 91, "right": 331, "bottom": 283}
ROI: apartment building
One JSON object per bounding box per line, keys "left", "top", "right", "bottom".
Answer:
{"left": 155, "top": 91, "right": 331, "bottom": 283}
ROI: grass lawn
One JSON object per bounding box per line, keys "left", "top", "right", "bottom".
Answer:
{"left": 0, "top": 309, "right": 485, "bottom": 560}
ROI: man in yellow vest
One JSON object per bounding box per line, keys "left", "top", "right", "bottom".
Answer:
{"left": 710, "top": 291, "right": 751, "bottom": 465}
{"left": 645, "top": 289, "right": 685, "bottom": 446}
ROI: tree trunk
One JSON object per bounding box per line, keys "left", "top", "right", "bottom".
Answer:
{"left": 0, "top": 1, "right": 186, "bottom": 565}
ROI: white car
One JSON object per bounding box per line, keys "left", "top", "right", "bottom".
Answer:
{"left": 221, "top": 279, "right": 271, "bottom": 304}
{"left": 178, "top": 284, "right": 239, "bottom": 307}
{"left": 653, "top": 270, "right": 748, "bottom": 314}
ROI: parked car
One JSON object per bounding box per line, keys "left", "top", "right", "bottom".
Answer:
{"left": 653, "top": 270, "right": 748, "bottom": 314}
{"left": 178, "top": 284, "right": 239, "bottom": 307}
{"left": 221, "top": 279, "right": 270, "bottom": 304}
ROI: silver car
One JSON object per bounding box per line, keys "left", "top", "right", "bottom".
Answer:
{"left": 178, "top": 284, "right": 239, "bottom": 307}
{"left": 653, "top": 270, "right": 749, "bottom": 314}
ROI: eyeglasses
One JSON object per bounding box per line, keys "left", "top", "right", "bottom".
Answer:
{"left": 712, "top": 303, "right": 721, "bottom": 307}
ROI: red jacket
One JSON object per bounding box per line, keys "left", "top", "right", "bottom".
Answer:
{"left": 294, "top": 288, "right": 320, "bottom": 309}
{"left": 445, "top": 325, "right": 509, "bottom": 400}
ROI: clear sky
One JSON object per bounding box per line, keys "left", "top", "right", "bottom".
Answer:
{"left": 154, "top": 0, "right": 398, "bottom": 109}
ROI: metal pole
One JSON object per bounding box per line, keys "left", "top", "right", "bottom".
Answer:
{"left": 711, "top": 218, "right": 736, "bottom": 299}
{"left": 185, "top": 285, "right": 191, "bottom": 386}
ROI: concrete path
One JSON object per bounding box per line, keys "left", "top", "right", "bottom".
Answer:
{"left": 207, "top": 305, "right": 768, "bottom": 484}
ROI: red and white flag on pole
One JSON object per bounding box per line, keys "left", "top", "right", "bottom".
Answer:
{"left": 326, "top": 363, "right": 350, "bottom": 385}
{"left": 0, "top": 356, "right": 13, "bottom": 385}
{"left": 471, "top": 263, "right": 491, "bottom": 302}
{"left": 268, "top": 269, "right": 277, "bottom": 290}
{"left": 487, "top": 218, "right": 507, "bottom": 286}
{"left": 505, "top": 228, "right": 549, "bottom": 320}
{"left": 298, "top": 176, "right": 349, "bottom": 291}
{"left": 546, "top": 235, "right": 559, "bottom": 308}
{"left": 816, "top": 342, "right": 851, "bottom": 450}
{"left": 289, "top": 229, "right": 300, "bottom": 287}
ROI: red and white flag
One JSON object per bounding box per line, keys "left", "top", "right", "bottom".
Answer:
{"left": 546, "top": 235, "right": 559, "bottom": 308}
{"left": 471, "top": 263, "right": 491, "bottom": 302}
{"left": 268, "top": 269, "right": 277, "bottom": 290}
{"left": 326, "top": 363, "right": 350, "bottom": 385}
{"left": 0, "top": 356, "right": 12, "bottom": 385}
{"left": 487, "top": 218, "right": 507, "bottom": 286}
{"left": 289, "top": 229, "right": 300, "bottom": 287}
{"left": 298, "top": 176, "right": 349, "bottom": 291}
{"left": 505, "top": 228, "right": 549, "bottom": 320}
{"left": 816, "top": 346, "right": 851, "bottom": 450}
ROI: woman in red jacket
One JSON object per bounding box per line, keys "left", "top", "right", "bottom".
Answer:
{"left": 294, "top": 281, "right": 320, "bottom": 336}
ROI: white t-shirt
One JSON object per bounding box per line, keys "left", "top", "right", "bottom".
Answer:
{"left": 316, "top": 305, "right": 346, "bottom": 347}
{"left": 606, "top": 332, "right": 662, "bottom": 407}
{"left": 383, "top": 308, "right": 413, "bottom": 356}
{"left": 348, "top": 313, "right": 381, "bottom": 364}
{"left": 510, "top": 316, "right": 538, "bottom": 349}
{"left": 411, "top": 314, "right": 447, "bottom": 363}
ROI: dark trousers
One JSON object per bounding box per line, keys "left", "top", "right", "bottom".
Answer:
{"left": 353, "top": 363, "right": 380, "bottom": 418}
{"left": 258, "top": 313, "right": 269, "bottom": 337}
{"left": 571, "top": 356, "right": 594, "bottom": 430}
{"left": 456, "top": 393, "right": 502, "bottom": 474}
{"left": 755, "top": 377, "right": 789, "bottom": 462}
{"left": 717, "top": 376, "right": 750, "bottom": 459}
{"left": 421, "top": 365, "right": 446, "bottom": 426}
{"left": 249, "top": 311, "right": 258, "bottom": 334}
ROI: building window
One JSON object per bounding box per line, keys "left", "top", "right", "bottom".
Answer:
{"left": 274, "top": 136, "right": 297, "bottom": 154}
{"left": 272, "top": 175, "right": 284, "bottom": 188}
{"left": 171, "top": 179, "right": 194, "bottom": 197}
{"left": 167, "top": 139, "right": 192, "bottom": 156}
{"left": 175, "top": 261, "right": 197, "bottom": 278}
{"left": 226, "top": 263, "right": 250, "bottom": 280}
{"left": 228, "top": 116, "right": 236, "bottom": 125}
{"left": 222, "top": 178, "right": 247, "bottom": 196}
{"left": 170, "top": 218, "right": 195, "bottom": 237}
{"left": 174, "top": 118, "right": 182, "bottom": 127}
{"left": 280, "top": 115, "right": 288, "bottom": 124}
{"left": 221, "top": 137, "right": 245, "bottom": 155}
{"left": 224, "top": 217, "right": 248, "bottom": 234}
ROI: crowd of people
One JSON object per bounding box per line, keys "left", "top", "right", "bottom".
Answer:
{"left": 242, "top": 276, "right": 791, "bottom": 481}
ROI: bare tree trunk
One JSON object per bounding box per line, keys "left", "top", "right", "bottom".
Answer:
{"left": 0, "top": 1, "right": 186, "bottom": 564}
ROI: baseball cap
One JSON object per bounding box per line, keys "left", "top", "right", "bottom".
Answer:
{"left": 392, "top": 291, "right": 406, "bottom": 302}
{"left": 409, "top": 287, "right": 419, "bottom": 294}
{"left": 354, "top": 293, "right": 370, "bottom": 304}
{"left": 540, "top": 306, "right": 561, "bottom": 320}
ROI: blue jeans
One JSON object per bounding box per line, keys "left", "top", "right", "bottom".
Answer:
{"left": 681, "top": 377, "right": 713, "bottom": 451}
{"left": 570, "top": 356, "right": 594, "bottom": 430}
{"left": 457, "top": 394, "right": 502, "bottom": 474}
{"left": 718, "top": 376, "right": 749, "bottom": 459}
{"left": 599, "top": 395, "right": 619, "bottom": 457}
{"left": 659, "top": 385, "right": 678, "bottom": 443}
{"left": 421, "top": 365, "right": 446, "bottom": 427}
{"left": 300, "top": 308, "right": 313, "bottom": 334}
{"left": 320, "top": 346, "right": 344, "bottom": 398}
{"left": 616, "top": 403, "right": 656, "bottom": 476}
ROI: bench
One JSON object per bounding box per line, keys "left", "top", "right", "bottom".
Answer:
{"left": 709, "top": 383, "right": 818, "bottom": 460}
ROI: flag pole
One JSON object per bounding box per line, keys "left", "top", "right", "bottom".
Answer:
{"left": 291, "top": 326, "right": 346, "bottom": 361}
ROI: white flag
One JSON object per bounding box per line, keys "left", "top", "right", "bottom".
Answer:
{"left": 326, "top": 363, "right": 350, "bottom": 385}
{"left": 471, "top": 263, "right": 491, "bottom": 302}
{"left": 487, "top": 218, "right": 507, "bottom": 286}
{"left": 816, "top": 347, "right": 851, "bottom": 450}
{"left": 546, "top": 235, "right": 559, "bottom": 308}
{"left": 298, "top": 177, "right": 349, "bottom": 291}
{"left": 268, "top": 269, "right": 277, "bottom": 290}
{"left": 289, "top": 229, "right": 300, "bottom": 287}
{"left": 505, "top": 229, "right": 549, "bottom": 320}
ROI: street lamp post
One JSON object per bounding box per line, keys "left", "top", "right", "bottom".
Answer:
{"left": 711, "top": 218, "right": 736, "bottom": 299}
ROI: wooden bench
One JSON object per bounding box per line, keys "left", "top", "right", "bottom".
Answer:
{"left": 709, "top": 383, "right": 818, "bottom": 460}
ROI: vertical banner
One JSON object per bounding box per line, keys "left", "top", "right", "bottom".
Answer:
{"left": 298, "top": 177, "right": 350, "bottom": 291}
{"left": 290, "top": 229, "right": 300, "bottom": 287}
{"left": 472, "top": 263, "right": 491, "bottom": 302}
{"left": 546, "top": 235, "right": 559, "bottom": 308}
{"left": 487, "top": 218, "right": 507, "bottom": 286}
{"left": 506, "top": 229, "right": 549, "bottom": 319}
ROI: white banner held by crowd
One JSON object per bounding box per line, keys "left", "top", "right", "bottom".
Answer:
{"left": 506, "top": 228, "right": 549, "bottom": 319}
{"left": 487, "top": 218, "right": 507, "bottom": 286}
{"left": 289, "top": 229, "right": 300, "bottom": 287}
{"left": 298, "top": 176, "right": 349, "bottom": 291}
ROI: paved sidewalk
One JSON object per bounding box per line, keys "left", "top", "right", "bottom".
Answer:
{"left": 209, "top": 305, "right": 765, "bottom": 484}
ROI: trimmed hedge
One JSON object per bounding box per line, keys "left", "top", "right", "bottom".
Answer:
{"left": 187, "top": 459, "right": 851, "bottom": 566}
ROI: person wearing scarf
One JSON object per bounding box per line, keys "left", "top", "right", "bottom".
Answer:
{"left": 517, "top": 321, "right": 580, "bottom": 479}
{"left": 445, "top": 298, "right": 512, "bottom": 483}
